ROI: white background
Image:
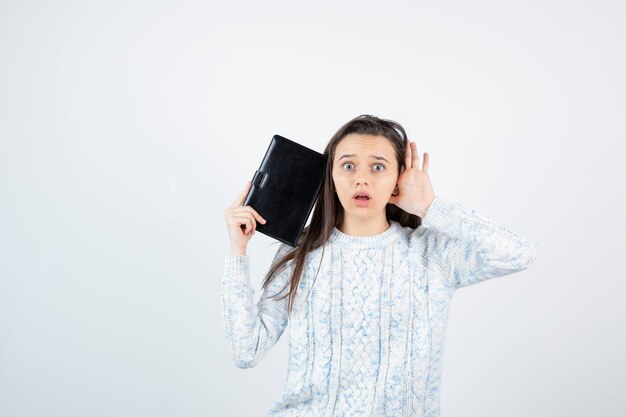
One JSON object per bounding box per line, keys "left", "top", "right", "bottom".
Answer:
{"left": 1, "top": 0, "right": 625, "bottom": 416}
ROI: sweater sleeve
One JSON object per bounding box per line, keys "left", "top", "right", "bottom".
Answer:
{"left": 420, "top": 195, "right": 537, "bottom": 290}
{"left": 220, "top": 242, "right": 293, "bottom": 368}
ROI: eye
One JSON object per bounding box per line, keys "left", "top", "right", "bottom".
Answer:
{"left": 373, "top": 164, "right": 385, "bottom": 172}
{"left": 342, "top": 163, "right": 354, "bottom": 170}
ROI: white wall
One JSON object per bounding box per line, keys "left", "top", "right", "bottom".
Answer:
{"left": 1, "top": 0, "right": 624, "bottom": 416}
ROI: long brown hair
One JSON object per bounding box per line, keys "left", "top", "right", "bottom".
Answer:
{"left": 261, "top": 114, "right": 422, "bottom": 316}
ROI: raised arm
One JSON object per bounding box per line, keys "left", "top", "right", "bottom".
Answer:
{"left": 220, "top": 242, "right": 292, "bottom": 368}
{"left": 421, "top": 195, "right": 537, "bottom": 290}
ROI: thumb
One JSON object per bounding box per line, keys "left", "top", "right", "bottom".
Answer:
{"left": 231, "top": 181, "right": 251, "bottom": 207}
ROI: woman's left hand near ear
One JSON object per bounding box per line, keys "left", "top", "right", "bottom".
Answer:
{"left": 388, "top": 140, "right": 435, "bottom": 218}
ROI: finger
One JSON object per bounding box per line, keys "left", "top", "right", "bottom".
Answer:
{"left": 411, "top": 142, "right": 420, "bottom": 170}
{"left": 423, "top": 152, "right": 429, "bottom": 172}
{"left": 245, "top": 206, "right": 267, "bottom": 224}
{"left": 230, "top": 181, "right": 251, "bottom": 208}
{"left": 238, "top": 211, "right": 258, "bottom": 232}
{"left": 233, "top": 215, "right": 251, "bottom": 229}
{"left": 232, "top": 215, "right": 254, "bottom": 233}
{"left": 242, "top": 212, "right": 258, "bottom": 232}
{"left": 404, "top": 139, "right": 411, "bottom": 170}
{"left": 243, "top": 213, "right": 257, "bottom": 231}
{"left": 232, "top": 206, "right": 266, "bottom": 225}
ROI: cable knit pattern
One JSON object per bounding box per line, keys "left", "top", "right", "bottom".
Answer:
{"left": 221, "top": 195, "right": 537, "bottom": 417}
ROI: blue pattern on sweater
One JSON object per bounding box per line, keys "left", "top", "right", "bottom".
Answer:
{"left": 221, "top": 195, "right": 537, "bottom": 416}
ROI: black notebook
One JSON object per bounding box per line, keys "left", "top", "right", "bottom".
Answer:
{"left": 242, "top": 134, "right": 327, "bottom": 247}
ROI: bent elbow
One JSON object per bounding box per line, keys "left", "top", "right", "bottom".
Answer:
{"left": 498, "top": 241, "right": 538, "bottom": 277}
{"left": 229, "top": 348, "right": 261, "bottom": 369}
{"left": 233, "top": 358, "right": 257, "bottom": 369}
{"left": 518, "top": 241, "right": 537, "bottom": 270}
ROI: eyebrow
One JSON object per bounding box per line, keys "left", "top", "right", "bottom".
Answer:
{"left": 338, "top": 154, "right": 390, "bottom": 163}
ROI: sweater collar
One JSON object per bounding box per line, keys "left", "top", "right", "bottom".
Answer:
{"left": 329, "top": 220, "right": 401, "bottom": 249}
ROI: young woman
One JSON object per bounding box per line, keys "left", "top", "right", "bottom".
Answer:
{"left": 221, "top": 114, "right": 537, "bottom": 417}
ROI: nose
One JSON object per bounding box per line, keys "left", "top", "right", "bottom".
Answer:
{"left": 354, "top": 167, "right": 370, "bottom": 186}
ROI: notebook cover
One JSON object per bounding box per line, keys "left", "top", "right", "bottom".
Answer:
{"left": 242, "top": 134, "right": 327, "bottom": 247}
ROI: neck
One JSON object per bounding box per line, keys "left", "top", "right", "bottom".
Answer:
{"left": 338, "top": 216, "right": 390, "bottom": 236}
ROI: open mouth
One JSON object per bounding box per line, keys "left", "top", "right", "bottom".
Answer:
{"left": 353, "top": 192, "right": 371, "bottom": 205}
{"left": 352, "top": 191, "right": 372, "bottom": 200}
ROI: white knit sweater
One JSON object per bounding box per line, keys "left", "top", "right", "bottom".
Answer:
{"left": 221, "top": 195, "right": 537, "bottom": 417}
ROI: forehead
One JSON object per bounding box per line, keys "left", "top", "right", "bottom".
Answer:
{"left": 334, "top": 134, "right": 395, "bottom": 158}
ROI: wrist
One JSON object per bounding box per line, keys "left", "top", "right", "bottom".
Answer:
{"left": 230, "top": 246, "right": 247, "bottom": 256}
{"left": 418, "top": 195, "right": 435, "bottom": 218}
{"left": 420, "top": 196, "right": 435, "bottom": 218}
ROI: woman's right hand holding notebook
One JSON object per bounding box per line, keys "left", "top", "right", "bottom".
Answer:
{"left": 224, "top": 181, "right": 267, "bottom": 255}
